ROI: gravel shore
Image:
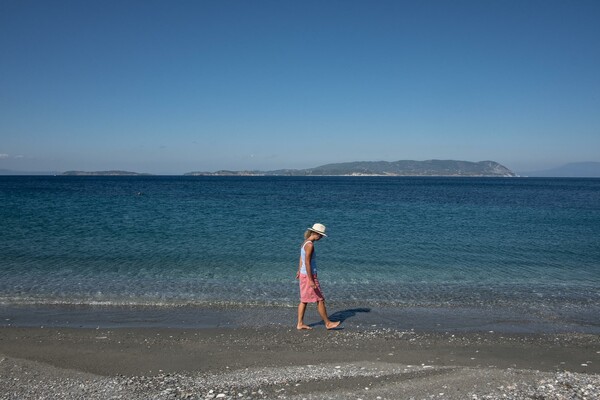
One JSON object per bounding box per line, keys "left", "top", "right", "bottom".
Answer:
{"left": 1, "top": 327, "right": 598, "bottom": 399}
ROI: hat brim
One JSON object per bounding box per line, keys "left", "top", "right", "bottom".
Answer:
{"left": 308, "top": 228, "right": 327, "bottom": 237}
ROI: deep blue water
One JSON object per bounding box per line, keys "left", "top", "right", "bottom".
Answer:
{"left": 1, "top": 176, "right": 599, "bottom": 330}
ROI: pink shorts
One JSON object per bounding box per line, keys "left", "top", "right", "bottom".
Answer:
{"left": 299, "top": 274, "right": 325, "bottom": 303}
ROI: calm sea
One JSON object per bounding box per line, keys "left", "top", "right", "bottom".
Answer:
{"left": 1, "top": 176, "right": 599, "bottom": 332}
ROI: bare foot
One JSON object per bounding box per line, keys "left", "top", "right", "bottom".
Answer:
{"left": 326, "top": 321, "right": 341, "bottom": 330}
{"left": 297, "top": 324, "right": 313, "bottom": 330}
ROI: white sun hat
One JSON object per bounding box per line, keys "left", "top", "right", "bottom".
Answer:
{"left": 308, "top": 223, "right": 327, "bottom": 237}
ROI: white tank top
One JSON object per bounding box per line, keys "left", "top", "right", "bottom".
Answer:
{"left": 299, "top": 240, "right": 317, "bottom": 276}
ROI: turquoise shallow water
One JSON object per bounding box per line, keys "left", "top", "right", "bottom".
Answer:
{"left": 1, "top": 176, "right": 599, "bottom": 331}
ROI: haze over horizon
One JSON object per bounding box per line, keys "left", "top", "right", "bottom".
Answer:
{"left": 2, "top": 1, "right": 599, "bottom": 175}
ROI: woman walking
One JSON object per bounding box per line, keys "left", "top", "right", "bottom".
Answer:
{"left": 296, "top": 223, "right": 341, "bottom": 330}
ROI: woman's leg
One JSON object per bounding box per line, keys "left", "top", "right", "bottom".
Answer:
{"left": 297, "top": 302, "right": 312, "bottom": 330}
{"left": 317, "top": 300, "right": 341, "bottom": 329}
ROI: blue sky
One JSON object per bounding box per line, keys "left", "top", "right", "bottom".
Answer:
{"left": 1, "top": 0, "right": 599, "bottom": 174}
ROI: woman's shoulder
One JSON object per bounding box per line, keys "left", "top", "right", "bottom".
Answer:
{"left": 301, "top": 240, "right": 313, "bottom": 248}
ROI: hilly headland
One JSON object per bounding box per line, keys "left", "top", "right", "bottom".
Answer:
{"left": 185, "top": 159, "right": 517, "bottom": 177}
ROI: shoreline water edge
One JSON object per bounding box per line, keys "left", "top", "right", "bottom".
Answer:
{"left": 2, "top": 302, "right": 599, "bottom": 334}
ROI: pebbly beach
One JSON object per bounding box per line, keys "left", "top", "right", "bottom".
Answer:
{"left": 1, "top": 309, "right": 599, "bottom": 400}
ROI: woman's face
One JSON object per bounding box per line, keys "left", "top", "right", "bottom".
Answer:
{"left": 312, "top": 233, "right": 323, "bottom": 241}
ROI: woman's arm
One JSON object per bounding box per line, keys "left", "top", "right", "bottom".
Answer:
{"left": 296, "top": 253, "right": 302, "bottom": 279}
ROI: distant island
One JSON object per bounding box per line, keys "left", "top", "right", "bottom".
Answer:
{"left": 185, "top": 160, "right": 517, "bottom": 177}
{"left": 62, "top": 170, "right": 152, "bottom": 176}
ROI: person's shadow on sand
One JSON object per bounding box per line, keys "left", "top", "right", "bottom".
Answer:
{"left": 310, "top": 308, "right": 371, "bottom": 329}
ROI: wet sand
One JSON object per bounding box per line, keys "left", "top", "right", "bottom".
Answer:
{"left": 1, "top": 326, "right": 599, "bottom": 399}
